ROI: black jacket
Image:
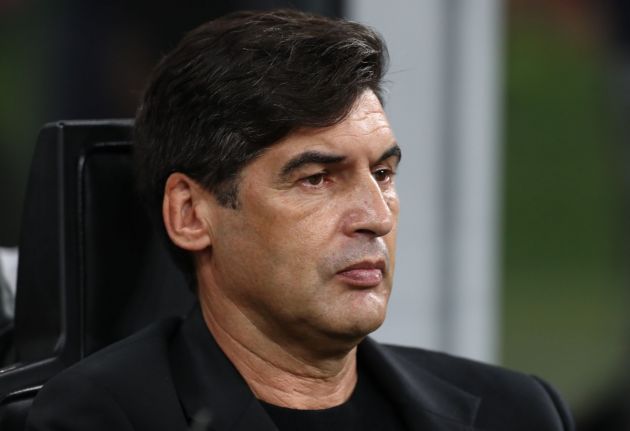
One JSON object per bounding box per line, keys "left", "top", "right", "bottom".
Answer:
{"left": 26, "top": 306, "right": 574, "bottom": 431}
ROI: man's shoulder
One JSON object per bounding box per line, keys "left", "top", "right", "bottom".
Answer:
{"left": 43, "top": 316, "right": 183, "bottom": 391}
{"left": 26, "top": 317, "right": 187, "bottom": 431}
{"left": 373, "top": 342, "right": 574, "bottom": 430}
{"left": 71, "top": 316, "right": 181, "bottom": 374}
{"left": 383, "top": 342, "right": 536, "bottom": 390}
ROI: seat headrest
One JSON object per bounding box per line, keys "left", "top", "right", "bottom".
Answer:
{"left": 15, "top": 120, "right": 194, "bottom": 363}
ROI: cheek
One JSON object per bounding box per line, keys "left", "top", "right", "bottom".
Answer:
{"left": 384, "top": 188, "right": 400, "bottom": 212}
{"left": 247, "top": 195, "right": 341, "bottom": 256}
{"left": 384, "top": 194, "right": 399, "bottom": 270}
{"left": 384, "top": 229, "right": 398, "bottom": 274}
{"left": 212, "top": 208, "right": 333, "bottom": 297}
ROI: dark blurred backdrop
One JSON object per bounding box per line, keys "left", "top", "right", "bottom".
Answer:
{"left": 1, "top": 0, "right": 629, "bottom": 429}
{"left": 503, "top": 1, "right": 629, "bottom": 429}
{"left": 0, "top": 0, "right": 342, "bottom": 246}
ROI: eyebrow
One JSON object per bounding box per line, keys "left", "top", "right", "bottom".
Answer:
{"left": 379, "top": 144, "right": 402, "bottom": 165}
{"left": 279, "top": 143, "right": 402, "bottom": 179}
{"left": 280, "top": 151, "right": 346, "bottom": 178}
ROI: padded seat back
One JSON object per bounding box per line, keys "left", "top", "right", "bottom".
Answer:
{"left": 0, "top": 120, "right": 194, "bottom": 428}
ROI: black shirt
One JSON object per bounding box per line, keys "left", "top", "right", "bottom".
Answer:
{"left": 260, "top": 365, "right": 407, "bottom": 431}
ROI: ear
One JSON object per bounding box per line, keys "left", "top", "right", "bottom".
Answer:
{"left": 162, "top": 173, "right": 213, "bottom": 251}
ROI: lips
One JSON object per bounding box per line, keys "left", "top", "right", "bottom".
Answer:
{"left": 336, "top": 260, "right": 386, "bottom": 287}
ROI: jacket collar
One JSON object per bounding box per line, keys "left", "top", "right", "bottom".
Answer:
{"left": 170, "top": 305, "right": 480, "bottom": 431}
{"left": 169, "top": 305, "right": 277, "bottom": 431}
{"left": 358, "top": 338, "right": 481, "bottom": 430}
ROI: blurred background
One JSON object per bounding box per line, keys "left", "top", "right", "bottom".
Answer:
{"left": 0, "top": 0, "right": 628, "bottom": 429}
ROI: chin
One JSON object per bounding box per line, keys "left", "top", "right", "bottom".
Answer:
{"left": 313, "top": 285, "right": 390, "bottom": 345}
{"left": 353, "top": 312, "right": 387, "bottom": 335}
{"left": 311, "top": 314, "right": 385, "bottom": 356}
{"left": 332, "top": 309, "right": 387, "bottom": 342}
{"left": 347, "top": 289, "right": 389, "bottom": 329}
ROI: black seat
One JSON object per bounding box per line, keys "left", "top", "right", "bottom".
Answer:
{"left": 0, "top": 120, "right": 194, "bottom": 429}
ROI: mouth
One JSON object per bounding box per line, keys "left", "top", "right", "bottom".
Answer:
{"left": 336, "top": 259, "right": 386, "bottom": 287}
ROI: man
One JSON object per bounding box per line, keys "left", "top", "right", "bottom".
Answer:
{"left": 27, "top": 9, "right": 574, "bottom": 431}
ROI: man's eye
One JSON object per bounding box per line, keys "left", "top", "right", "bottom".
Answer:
{"left": 302, "top": 173, "right": 326, "bottom": 187}
{"left": 373, "top": 169, "right": 394, "bottom": 183}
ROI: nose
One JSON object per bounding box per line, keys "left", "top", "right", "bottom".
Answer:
{"left": 342, "top": 174, "right": 396, "bottom": 238}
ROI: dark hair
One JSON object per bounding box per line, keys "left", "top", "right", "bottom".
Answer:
{"left": 134, "top": 9, "right": 389, "bottom": 287}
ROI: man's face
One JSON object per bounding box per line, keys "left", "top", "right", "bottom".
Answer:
{"left": 203, "top": 90, "right": 400, "bottom": 352}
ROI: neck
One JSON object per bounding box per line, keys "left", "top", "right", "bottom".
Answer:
{"left": 198, "top": 288, "right": 359, "bottom": 410}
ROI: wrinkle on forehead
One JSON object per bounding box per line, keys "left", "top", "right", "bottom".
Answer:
{"left": 348, "top": 91, "right": 385, "bottom": 118}
{"left": 344, "top": 91, "right": 392, "bottom": 135}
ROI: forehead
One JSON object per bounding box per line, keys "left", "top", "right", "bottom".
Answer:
{"left": 263, "top": 91, "right": 395, "bottom": 163}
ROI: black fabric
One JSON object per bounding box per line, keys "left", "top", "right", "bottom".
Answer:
{"left": 168, "top": 305, "right": 276, "bottom": 430}
{"left": 0, "top": 397, "right": 33, "bottom": 431}
{"left": 260, "top": 364, "right": 407, "bottom": 431}
{"left": 0, "top": 321, "right": 14, "bottom": 367}
{"left": 26, "top": 304, "right": 575, "bottom": 431}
